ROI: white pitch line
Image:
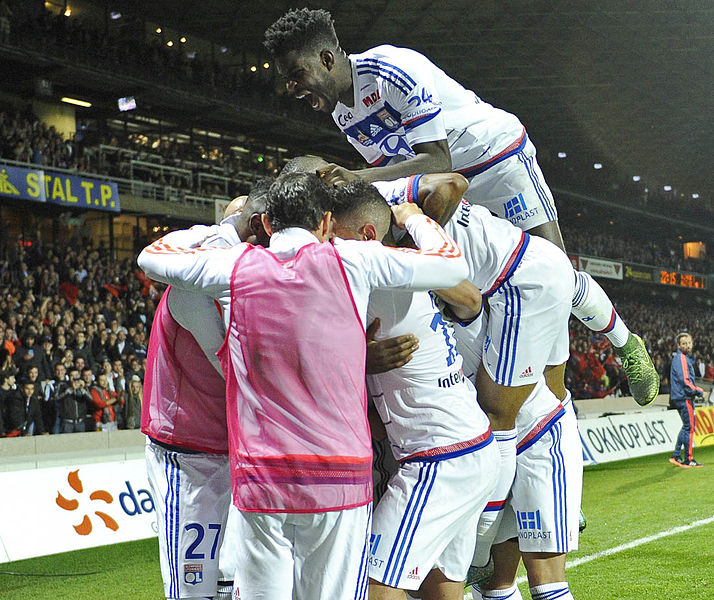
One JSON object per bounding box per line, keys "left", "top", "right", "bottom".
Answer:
{"left": 464, "top": 515, "right": 714, "bottom": 597}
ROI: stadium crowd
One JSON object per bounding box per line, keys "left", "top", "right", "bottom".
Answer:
{"left": 561, "top": 222, "right": 714, "bottom": 274}
{"left": 0, "top": 215, "right": 711, "bottom": 432}
{"left": 0, "top": 236, "right": 158, "bottom": 437}
{"left": 0, "top": 105, "right": 265, "bottom": 200}
{"left": 567, "top": 299, "right": 714, "bottom": 399}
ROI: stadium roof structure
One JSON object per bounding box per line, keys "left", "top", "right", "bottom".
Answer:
{"left": 124, "top": 0, "right": 713, "bottom": 200}
{"left": 2, "top": 1, "right": 711, "bottom": 201}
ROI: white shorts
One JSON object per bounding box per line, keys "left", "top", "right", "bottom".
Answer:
{"left": 483, "top": 236, "right": 573, "bottom": 387}
{"left": 369, "top": 441, "right": 498, "bottom": 590}
{"left": 232, "top": 504, "right": 372, "bottom": 600}
{"left": 463, "top": 137, "right": 558, "bottom": 231}
{"left": 146, "top": 440, "right": 232, "bottom": 599}
{"left": 494, "top": 403, "right": 583, "bottom": 553}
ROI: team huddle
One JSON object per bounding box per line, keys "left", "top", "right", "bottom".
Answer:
{"left": 136, "top": 9, "right": 660, "bottom": 600}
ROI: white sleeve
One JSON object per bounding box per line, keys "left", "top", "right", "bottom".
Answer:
{"left": 372, "top": 175, "right": 422, "bottom": 206}
{"left": 166, "top": 288, "right": 225, "bottom": 376}
{"left": 137, "top": 228, "right": 246, "bottom": 298}
{"left": 337, "top": 214, "right": 467, "bottom": 292}
{"left": 382, "top": 51, "right": 446, "bottom": 146}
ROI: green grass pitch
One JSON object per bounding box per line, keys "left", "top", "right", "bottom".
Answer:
{"left": 2, "top": 447, "right": 713, "bottom": 599}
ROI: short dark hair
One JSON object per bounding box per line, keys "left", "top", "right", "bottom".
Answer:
{"left": 266, "top": 173, "right": 333, "bottom": 233}
{"left": 331, "top": 180, "right": 391, "bottom": 237}
{"left": 244, "top": 177, "right": 275, "bottom": 214}
{"left": 279, "top": 155, "right": 329, "bottom": 177}
{"left": 676, "top": 332, "right": 692, "bottom": 344}
{"left": 264, "top": 8, "right": 338, "bottom": 57}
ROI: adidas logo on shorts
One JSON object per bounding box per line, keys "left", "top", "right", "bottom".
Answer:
{"left": 407, "top": 566, "right": 419, "bottom": 580}
{"left": 519, "top": 366, "right": 533, "bottom": 379}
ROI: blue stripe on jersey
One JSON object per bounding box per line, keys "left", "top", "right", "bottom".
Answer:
{"left": 402, "top": 432, "right": 494, "bottom": 463}
{"left": 516, "top": 407, "right": 566, "bottom": 455}
{"left": 518, "top": 150, "right": 556, "bottom": 222}
{"left": 356, "top": 58, "right": 417, "bottom": 87}
{"left": 382, "top": 464, "right": 428, "bottom": 583}
{"left": 392, "top": 463, "right": 438, "bottom": 585}
{"left": 354, "top": 504, "right": 372, "bottom": 600}
{"left": 355, "top": 66, "right": 412, "bottom": 96}
{"left": 163, "top": 454, "right": 174, "bottom": 597}
{"left": 495, "top": 290, "right": 510, "bottom": 384}
{"left": 549, "top": 423, "right": 566, "bottom": 552}
{"left": 383, "top": 463, "right": 436, "bottom": 586}
{"left": 507, "top": 283, "right": 522, "bottom": 385}
{"left": 409, "top": 174, "right": 423, "bottom": 203}
{"left": 403, "top": 109, "right": 441, "bottom": 133}
{"left": 173, "top": 454, "right": 181, "bottom": 595}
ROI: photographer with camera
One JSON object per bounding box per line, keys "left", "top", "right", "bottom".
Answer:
{"left": 56, "top": 368, "right": 92, "bottom": 433}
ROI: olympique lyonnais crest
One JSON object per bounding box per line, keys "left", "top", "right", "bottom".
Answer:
{"left": 377, "top": 108, "right": 399, "bottom": 130}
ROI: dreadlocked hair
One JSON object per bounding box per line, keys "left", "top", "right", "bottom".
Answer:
{"left": 263, "top": 8, "right": 338, "bottom": 57}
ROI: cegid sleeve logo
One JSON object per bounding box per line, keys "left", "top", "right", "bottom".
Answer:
{"left": 55, "top": 469, "right": 119, "bottom": 536}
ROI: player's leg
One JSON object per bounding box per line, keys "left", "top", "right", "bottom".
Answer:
{"left": 216, "top": 504, "right": 240, "bottom": 600}
{"left": 369, "top": 446, "right": 498, "bottom": 598}
{"left": 471, "top": 538, "right": 523, "bottom": 600}
{"left": 145, "top": 440, "right": 232, "bottom": 600}
{"left": 463, "top": 140, "right": 658, "bottom": 406}
{"left": 293, "top": 504, "right": 372, "bottom": 600}
{"left": 232, "top": 511, "right": 295, "bottom": 600}
{"left": 509, "top": 402, "right": 583, "bottom": 600}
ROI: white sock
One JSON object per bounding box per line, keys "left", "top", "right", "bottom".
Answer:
{"left": 530, "top": 581, "right": 574, "bottom": 600}
{"left": 571, "top": 271, "right": 630, "bottom": 347}
{"left": 473, "top": 582, "right": 524, "bottom": 599}
{"left": 473, "top": 429, "right": 517, "bottom": 567}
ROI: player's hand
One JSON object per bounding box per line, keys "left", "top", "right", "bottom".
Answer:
{"left": 391, "top": 203, "right": 423, "bottom": 229}
{"left": 317, "top": 164, "right": 359, "bottom": 187}
{"left": 366, "top": 318, "right": 419, "bottom": 374}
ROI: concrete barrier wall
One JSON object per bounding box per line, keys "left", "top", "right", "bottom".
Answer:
{"left": 0, "top": 430, "right": 145, "bottom": 472}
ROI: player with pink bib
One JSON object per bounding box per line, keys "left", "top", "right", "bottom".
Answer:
{"left": 137, "top": 173, "right": 469, "bottom": 600}
{"left": 142, "top": 186, "right": 271, "bottom": 600}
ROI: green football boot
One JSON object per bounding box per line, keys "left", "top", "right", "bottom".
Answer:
{"left": 615, "top": 333, "right": 660, "bottom": 406}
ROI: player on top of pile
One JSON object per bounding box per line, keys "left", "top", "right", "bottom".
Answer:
{"left": 263, "top": 7, "right": 659, "bottom": 407}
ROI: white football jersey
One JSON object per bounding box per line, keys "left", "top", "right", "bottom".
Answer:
{"left": 373, "top": 177, "right": 526, "bottom": 294}
{"left": 367, "top": 289, "right": 491, "bottom": 462}
{"left": 332, "top": 45, "right": 524, "bottom": 173}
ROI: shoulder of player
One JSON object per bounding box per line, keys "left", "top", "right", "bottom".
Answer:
{"left": 351, "top": 46, "right": 425, "bottom": 95}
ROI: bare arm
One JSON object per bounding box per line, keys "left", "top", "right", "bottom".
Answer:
{"left": 319, "top": 140, "right": 452, "bottom": 185}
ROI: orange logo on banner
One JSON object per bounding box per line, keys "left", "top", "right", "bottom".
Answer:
{"left": 55, "top": 469, "right": 119, "bottom": 535}
{"left": 694, "top": 406, "right": 714, "bottom": 448}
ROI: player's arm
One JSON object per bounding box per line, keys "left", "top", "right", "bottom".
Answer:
{"left": 433, "top": 280, "right": 482, "bottom": 323}
{"left": 374, "top": 173, "right": 467, "bottom": 226}
{"left": 137, "top": 228, "right": 242, "bottom": 297}
{"left": 344, "top": 204, "right": 467, "bottom": 292}
{"left": 319, "top": 140, "right": 451, "bottom": 185}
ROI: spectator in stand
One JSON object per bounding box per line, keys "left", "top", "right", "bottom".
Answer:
{"left": 80, "top": 365, "right": 94, "bottom": 389}
{"left": 0, "top": 370, "right": 17, "bottom": 436}
{"left": 125, "top": 354, "right": 143, "bottom": 383}
{"left": 89, "top": 372, "right": 119, "bottom": 430}
{"left": 14, "top": 330, "right": 41, "bottom": 374}
{"left": 6, "top": 380, "right": 46, "bottom": 436}
{"left": 41, "top": 361, "right": 67, "bottom": 434}
{"left": 108, "top": 327, "right": 132, "bottom": 362}
{"left": 38, "top": 335, "right": 53, "bottom": 381}
{"left": 669, "top": 333, "right": 707, "bottom": 468}
{"left": 56, "top": 368, "right": 92, "bottom": 433}
{"left": 72, "top": 330, "right": 93, "bottom": 369}
{"left": 123, "top": 374, "right": 142, "bottom": 430}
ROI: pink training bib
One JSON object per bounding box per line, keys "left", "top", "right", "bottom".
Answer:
{"left": 219, "top": 242, "right": 372, "bottom": 513}
{"left": 142, "top": 289, "right": 229, "bottom": 454}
